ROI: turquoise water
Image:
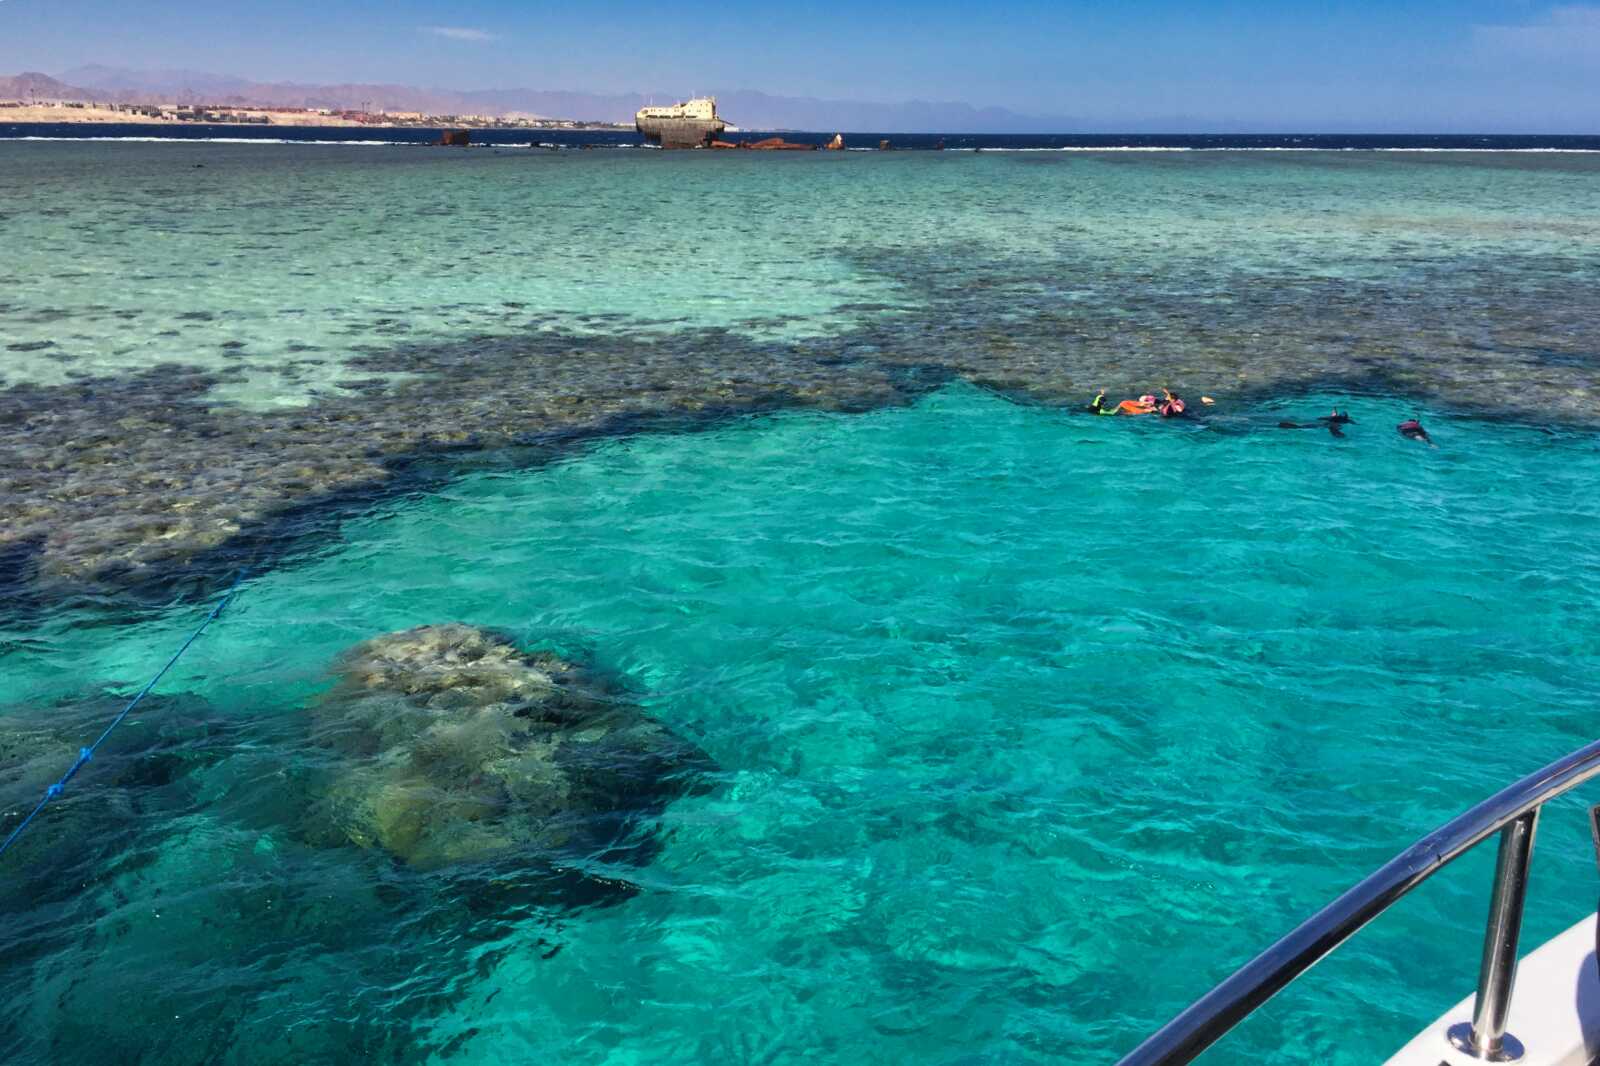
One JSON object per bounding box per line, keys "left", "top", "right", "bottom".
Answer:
{"left": 3, "top": 146, "right": 1599, "bottom": 408}
{"left": 5, "top": 383, "right": 1600, "bottom": 1063}
{"left": 7, "top": 146, "right": 1600, "bottom": 607}
{"left": 5, "top": 141, "right": 1600, "bottom": 1062}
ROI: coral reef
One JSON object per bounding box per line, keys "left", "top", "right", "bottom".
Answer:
{"left": 305, "top": 623, "right": 712, "bottom": 869}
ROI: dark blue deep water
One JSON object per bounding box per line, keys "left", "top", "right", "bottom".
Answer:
{"left": 5, "top": 121, "right": 1600, "bottom": 150}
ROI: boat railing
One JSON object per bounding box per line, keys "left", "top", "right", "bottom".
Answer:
{"left": 1116, "top": 737, "right": 1600, "bottom": 1065}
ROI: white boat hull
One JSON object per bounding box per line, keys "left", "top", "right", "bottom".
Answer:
{"left": 1386, "top": 914, "right": 1600, "bottom": 1066}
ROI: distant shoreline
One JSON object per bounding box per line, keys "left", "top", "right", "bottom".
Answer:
{"left": 0, "top": 103, "right": 631, "bottom": 131}
{"left": 1, "top": 104, "right": 359, "bottom": 126}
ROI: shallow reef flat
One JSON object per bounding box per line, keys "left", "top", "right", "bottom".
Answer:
{"left": 1, "top": 144, "right": 1597, "bottom": 609}
{"left": 0, "top": 327, "right": 928, "bottom": 609}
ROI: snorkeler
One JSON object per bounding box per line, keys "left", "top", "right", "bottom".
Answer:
{"left": 1094, "top": 388, "right": 1196, "bottom": 416}
{"left": 1278, "top": 408, "right": 1354, "bottom": 437}
{"left": 1090, "top": 388, "right": 1191, "bottom": 417}
{"left": 1397, "top": 418, "right": 1434, "bottom": 446}
{"left": 1090, "top": 390, "right": 1157, "bottom": 415}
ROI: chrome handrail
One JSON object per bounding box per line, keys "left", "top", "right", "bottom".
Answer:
{"left": 1116, "top": 737, "right": 1600, "bottom": 1065}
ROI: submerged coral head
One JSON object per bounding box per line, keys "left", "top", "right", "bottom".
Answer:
{"left": 308, "top": 624, "right": 713, "bottom": 871}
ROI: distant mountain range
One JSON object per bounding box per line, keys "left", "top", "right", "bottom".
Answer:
{"left": 0, "top": 65, "right": 1109, "bottom": 133}
{"left": 0, "top": 72, "right": 96, "bottom": 101}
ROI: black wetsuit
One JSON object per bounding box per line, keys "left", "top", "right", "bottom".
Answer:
{"left": 1278, "top": 411, "right": 1353, "bottom": 437}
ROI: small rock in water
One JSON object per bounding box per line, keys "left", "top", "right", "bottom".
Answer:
{"left": 306, "top": 624, "right": 712, "bottom": 870}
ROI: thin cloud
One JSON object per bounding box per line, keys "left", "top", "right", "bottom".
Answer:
{"left": 1473, "top": 5, "right": 1600, "bottom": 60}
{"left": 422, "top": 26, "right": 497, "bottom": 43}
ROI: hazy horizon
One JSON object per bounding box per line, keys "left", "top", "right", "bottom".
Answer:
{"left": 2, "top": 1, "right": 1598, "bottom": 132}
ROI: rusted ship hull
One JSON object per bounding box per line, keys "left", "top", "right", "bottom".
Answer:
{"left": 636, "top": 115, "right": 726, "bottom": 149}
{"left": 710, "top": 137, "right": 816, "bottom": 151}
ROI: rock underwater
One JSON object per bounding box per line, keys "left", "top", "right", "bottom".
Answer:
{"left": 305, "top": 623, "right": 713, "bottom": 871}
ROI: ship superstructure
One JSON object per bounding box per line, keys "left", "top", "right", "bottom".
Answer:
{"left": 635, "top": 96, "right": 727, "bottom": 148}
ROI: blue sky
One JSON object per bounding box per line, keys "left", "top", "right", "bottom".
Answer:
{"left": 2, "top": 0, "right": 1597, "bottom": 129}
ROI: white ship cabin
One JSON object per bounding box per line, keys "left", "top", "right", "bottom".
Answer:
{"left": 635, "top": 97, "right": 718, "bottom": 121}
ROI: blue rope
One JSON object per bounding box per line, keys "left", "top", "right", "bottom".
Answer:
{"left": 0, "top": 569, "right": 248, "bottom": 860}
